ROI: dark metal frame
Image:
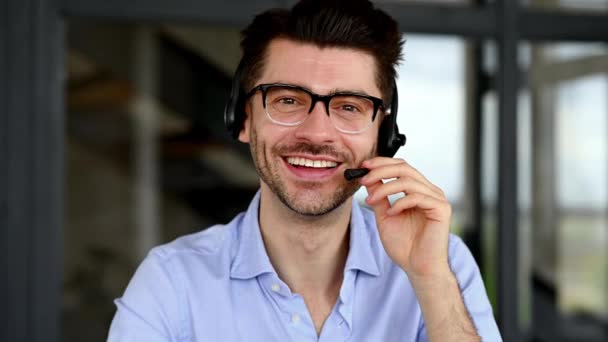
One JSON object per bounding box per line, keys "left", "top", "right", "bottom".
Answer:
{"left": 2, "top": 0, "right": 65, "bottom": 341}
{"left": 2, "top": 0, "right": 607, "bottom": 341}
{"left": 495, "top": 1, "right": 520, "bottom": 340}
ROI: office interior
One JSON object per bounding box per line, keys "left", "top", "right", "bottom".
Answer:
{"left": 2, "top": 0, "right": 607, "bottom": 341}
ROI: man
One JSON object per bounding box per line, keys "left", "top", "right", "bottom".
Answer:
{"left": 108, "top": 0, "right": 501, "bottom": 341}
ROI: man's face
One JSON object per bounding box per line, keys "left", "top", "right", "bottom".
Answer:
{"left": 239, "top": 38, "right": 382, "bottom": 216}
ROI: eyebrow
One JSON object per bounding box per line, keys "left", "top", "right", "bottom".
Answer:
{"left": 272, "top": 81, "right": 376, "bottom": 97}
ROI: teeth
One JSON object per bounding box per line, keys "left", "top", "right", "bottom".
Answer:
{"left": 287, "top": 157, "right": 338, "bottom": 168}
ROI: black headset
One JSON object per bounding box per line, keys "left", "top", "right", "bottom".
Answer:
{"left": 224, "top": 60, "right": 406, "bottom": 157}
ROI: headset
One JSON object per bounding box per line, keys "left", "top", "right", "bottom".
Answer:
{"left": 224, "top": 60, "right": 406, "bottom": 157}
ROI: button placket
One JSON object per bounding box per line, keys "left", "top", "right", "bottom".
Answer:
{"left": 261, "top": 274, "right": 289, "bottom": 298}
{"left": 290, "top": 313, "right": 301, "bottom": 324}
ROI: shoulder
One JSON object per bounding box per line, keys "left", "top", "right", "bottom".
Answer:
{"left": 110, "top": 212, "right": 250, "bottom": 341}
{"left": 146, "top": 212, "right": 245, "bottom": 278}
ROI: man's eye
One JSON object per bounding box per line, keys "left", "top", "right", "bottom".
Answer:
{"left": 279, "top": 98, "right": 298, "bottom": 105}
{"left": 341, "top": 104, "right": 359, "bottom": 112}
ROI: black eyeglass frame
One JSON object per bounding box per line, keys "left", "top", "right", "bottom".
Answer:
{"left": 245, "top": 83, "right": 387, "bottom": 129}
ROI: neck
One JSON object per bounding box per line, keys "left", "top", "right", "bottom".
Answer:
{"left": 258, "top": 185, "right": 351, "bottom": 297}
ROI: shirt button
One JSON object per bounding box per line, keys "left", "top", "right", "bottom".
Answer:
{"left": 291, "top": 314, "right": 301, "bottom": 324}
{"left": 271, "top": 283, "right": 281, "bottom": 292}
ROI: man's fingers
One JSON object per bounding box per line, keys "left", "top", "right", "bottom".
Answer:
{"left": 361, "top": 158, "right": 444, "bottom": 199}
{"left": 386, "top": 193, "right": 452, "bottom": 220}
{"left": 365, "top": 177, "right": 443, "bottom": 205}
{"left": 364, "top": 181, "right": 391, "bottom": 217}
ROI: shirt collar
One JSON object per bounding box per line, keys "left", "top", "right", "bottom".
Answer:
{"left": 339, "top": 200, "right": 382, "bottom": 331}
{"left": 230, "top": 191, "right": 276, "bottom": 279}
{"left": 344, "top": 199, "right": 381, "bottom": 277}
{"left": 229, "top": 191, "right": 382, "bottom": 279}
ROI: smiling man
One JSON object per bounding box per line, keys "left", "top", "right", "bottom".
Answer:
{"left": 108, "top": 1, "right": 501, "bottom": 341}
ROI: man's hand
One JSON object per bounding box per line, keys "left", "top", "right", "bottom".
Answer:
{"left": 360, "top": 157, "right": 451, "bottom": 278}
{"left": 360, "top": 157, "right": 480, "bottom": 341}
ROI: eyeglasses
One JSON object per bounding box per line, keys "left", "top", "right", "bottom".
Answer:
{"left": 246, "top": 83, "right": 386, "bottom": 134}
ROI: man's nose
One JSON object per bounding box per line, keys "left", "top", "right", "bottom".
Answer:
{"left": 293, "top": 101, "right": 336, "bottom": 143}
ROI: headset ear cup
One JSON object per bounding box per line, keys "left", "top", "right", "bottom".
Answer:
{"left": 224, "top": 61, "right": 247, "bottom": 139}
{"left": 377, "top": 81, "right": 406, "bottom": 157}
{"left": 224, "top": 90, "right": 238, "bottom": 138}
{"left": 392, "top": 127, "right": 407, "bottom": 155}
{"left": 234, "top": 94, "right": 247, "bottom": 138}
{"left": 377, "top": 118, "right": 392, "bottom": 157}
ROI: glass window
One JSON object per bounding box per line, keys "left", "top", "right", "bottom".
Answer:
{"left": 479, "top": 84, "right": 532, "bottom": 329}
{"left": 355, "top": 34, "right": 468, "bottom": 234}
{"left": 481, "top": 40, "right": 608, "bottom": 338}
{"left": 521, "top": 40, "right": 608, "bottom": 339}
{"left": 554, "top": 68, "right": 607, "bottom": 317}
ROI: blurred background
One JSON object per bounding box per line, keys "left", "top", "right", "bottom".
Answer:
{"left": 2, "top": 0, "right": 607, "bottom": 341}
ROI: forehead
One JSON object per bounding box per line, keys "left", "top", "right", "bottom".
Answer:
{"left": 259, "top": 38, "right": 381, "bottom": 97}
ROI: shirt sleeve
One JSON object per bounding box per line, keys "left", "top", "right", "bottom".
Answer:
{"left": 417, "top": 235, "right": 503, "bottom": 342}
{"left": 107, "top": 249, "right": 184, "bottom": 342}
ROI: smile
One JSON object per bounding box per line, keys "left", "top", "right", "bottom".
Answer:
{"left": 286, "top": 157, "right": 338, "bottom": 168}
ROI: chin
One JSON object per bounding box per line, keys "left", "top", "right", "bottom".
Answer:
{"left": 278, "top": 183, "right": 359, "bottom": 217}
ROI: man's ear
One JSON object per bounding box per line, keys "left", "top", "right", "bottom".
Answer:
{"left": 238, "top": 101, "right": 251, "bottom": 143}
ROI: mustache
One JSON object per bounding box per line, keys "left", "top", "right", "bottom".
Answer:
{"left": 273, "top": 142, "right": 349, "bottom": 161}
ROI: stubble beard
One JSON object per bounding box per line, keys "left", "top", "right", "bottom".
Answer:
{"left": 249, "top": 126, "right": 376, "bottom": 217}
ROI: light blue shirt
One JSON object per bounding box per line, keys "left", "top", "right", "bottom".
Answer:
{"left": 109, "top": 191, "right": 501, "bottom": 341}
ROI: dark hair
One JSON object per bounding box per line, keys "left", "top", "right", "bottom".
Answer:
{"left": 239, "top": 0, "right": 403, "bottom": 103}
